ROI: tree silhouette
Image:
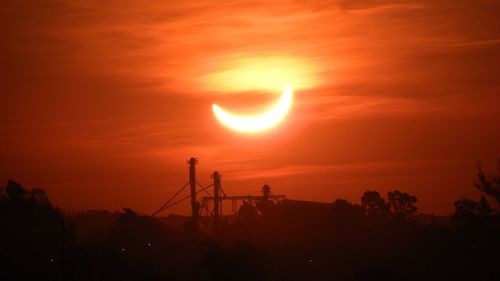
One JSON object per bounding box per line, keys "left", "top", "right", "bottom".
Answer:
{"left": 5, "top": 179, "right": 26, "bottom": 200}
{"left": 361, "top": 191, "right": 391, "bottom": 222}
{"left": 452, "top": 195, "right": 492, "bottom": 229}
{"left": 475, "top": 159, "right": 500, "bottom": 205}
{"left": 387, "top": 190, "right": 418, "bottom": 219}
{"left": 0, "top": 180, "right": 68, "bottom": 281}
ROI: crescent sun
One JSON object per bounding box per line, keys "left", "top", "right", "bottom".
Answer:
{"left": 212, "top": 85, "right": 293, "bottom": 133}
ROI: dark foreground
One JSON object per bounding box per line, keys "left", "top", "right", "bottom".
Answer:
{"left": 1, "top": 163, "right": 499, "bottom": 281}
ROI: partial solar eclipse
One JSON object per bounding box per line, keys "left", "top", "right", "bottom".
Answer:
{"left": 212, "top": 85, "right": 293, "bottom": 133}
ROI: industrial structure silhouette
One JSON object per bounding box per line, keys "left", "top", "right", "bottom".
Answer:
{"left": 153, "top": 157, "right": 286, "bottom": 230}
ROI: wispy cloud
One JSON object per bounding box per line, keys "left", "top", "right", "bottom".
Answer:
{"left": 223, "top": 158, "right": 466, "bottom": 181}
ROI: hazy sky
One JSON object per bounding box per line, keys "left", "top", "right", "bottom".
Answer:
{"left": 1, "top": 0, "right": 499, "bottom": 214}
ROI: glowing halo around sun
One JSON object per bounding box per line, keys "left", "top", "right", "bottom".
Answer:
{"left": 202, "top": 55, "right": 320, "bottom": 92}
{"left": 212, "top": 85, "right": 293, "bottom": 133}
{"left": 204, "top": 54, "right": 319, "bottom": 134}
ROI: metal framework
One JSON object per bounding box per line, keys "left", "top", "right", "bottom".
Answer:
{"left": 202, "top": 193, "right": 287, "bottom": 213}
{"left": 153, "top": 157, "right": 287, "bottom": 229}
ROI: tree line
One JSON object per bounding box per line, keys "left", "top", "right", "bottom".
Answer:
{"left": 1, "top": 160, "right": 499, "bottom": 281}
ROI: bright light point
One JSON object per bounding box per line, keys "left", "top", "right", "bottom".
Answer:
{"left": 212, "top": 85, "right": 293, "bottom": 133}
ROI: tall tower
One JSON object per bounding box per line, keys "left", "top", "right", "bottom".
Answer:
{"left": 262, "top": 184, "right": 271, "bottom": 201}
{"left": 212, "top": 171, "right": 222, "bottom": 226}
{"left": 189, "top": 157, "right": 199, "bottom": 221}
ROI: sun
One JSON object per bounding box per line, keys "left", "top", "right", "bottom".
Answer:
{"left": 212, "top": 85, "right": 293, "bottom": 133}
{"left": 203, "top": 54, "right": 317, "bottom": 134}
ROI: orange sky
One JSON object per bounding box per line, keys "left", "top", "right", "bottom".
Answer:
{"left": 1, "top": 0, "right": 499, "bottom": 214}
